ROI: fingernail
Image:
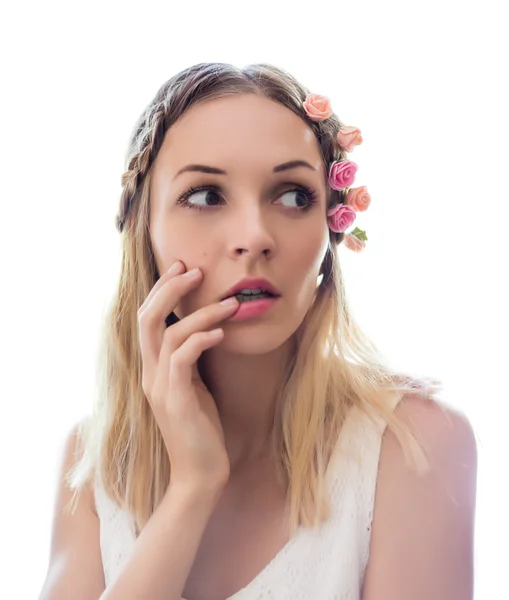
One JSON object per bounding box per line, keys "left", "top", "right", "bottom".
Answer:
{"left": 183, "top": 267, "right": 201, "bottom": 278}
{"left": 167, "top": 261, "right": 182, "bottom": 276}
{"left": 220, "top": 296, "right": 238, "bottom": 306}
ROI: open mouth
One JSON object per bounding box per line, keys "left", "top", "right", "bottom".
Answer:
{"left": 223, "top": 291, "right": 278, "bottom": 303}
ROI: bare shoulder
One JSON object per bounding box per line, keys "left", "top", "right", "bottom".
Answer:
{"left": 393, "top": 393, "right": 478, "bottom": 454}
{"left": 361, "top": 394, "right": 478, "bottom": 600}
{"left": 38, "top": 419, "right": 104, "bottom": 600}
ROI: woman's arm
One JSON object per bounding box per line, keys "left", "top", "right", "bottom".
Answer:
{"left": 38, "top": 424, "right": 105, "bottom": 600}
{"left": 100, "top": 481, "right": 224, "bottom": 600}
{"left": 362, "top": 396, "right": 478, "bottom": 600}
{"left": 38, "top": 422, "right": 225, "bottom": 600}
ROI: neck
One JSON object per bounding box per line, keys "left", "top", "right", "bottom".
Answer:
{"left": 198, "top": 336, "right": 295, "bottom": 472}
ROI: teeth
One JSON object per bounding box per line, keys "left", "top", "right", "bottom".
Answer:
{"left": 222, "top": 287, "right": 276, "bottom": 301}
{"left": 236, "top": 292, "right": 272, "bottom": 302}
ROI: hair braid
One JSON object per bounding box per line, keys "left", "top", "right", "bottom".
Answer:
{"left": 116, "top": 103, "right": 169, "bottom": 234}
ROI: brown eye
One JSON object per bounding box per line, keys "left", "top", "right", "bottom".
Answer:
{"left": 176, "top": 186, "right": 223, "bottom": 211}
{"left": 277, "top": 186, "right": 320, "bottom": 211}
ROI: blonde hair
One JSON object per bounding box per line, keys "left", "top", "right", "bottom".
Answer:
{"left": 65, "top": 62, "right": 443, "bottom": 537}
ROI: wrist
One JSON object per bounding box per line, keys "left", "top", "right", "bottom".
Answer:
{"left": 165, "top": 476, "right": 227, "bottom": 508}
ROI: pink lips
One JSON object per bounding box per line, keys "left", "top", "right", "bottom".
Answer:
{"left": 221, "top": 277, "right": 280, "bottom": 301}
{"left": 228, "top": 296, "right": 279, "bottom": 322}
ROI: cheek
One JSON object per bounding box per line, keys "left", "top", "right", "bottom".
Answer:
{"left": 151, "top": 222, "right": 205, "bottom": 276}
{"left": 290, "top": 240, "right": 327, "bottom": 302}
{"left": 150, "top": 221, "right": 176, "bottom": 275}
{"left": 291, "top": 226, "right": 328, "bottom": 273}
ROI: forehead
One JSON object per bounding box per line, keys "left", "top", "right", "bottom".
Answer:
{"left": 154, "top": 93, "right": 323, "bottom": 176}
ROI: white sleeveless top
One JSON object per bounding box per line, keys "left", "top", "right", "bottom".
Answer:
{"left": 94, "top": 393, "right": 402, "bottom": 600}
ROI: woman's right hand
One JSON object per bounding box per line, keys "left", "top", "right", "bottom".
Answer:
{"left": 137, "top": 260, "right": 239, "bottom": 492}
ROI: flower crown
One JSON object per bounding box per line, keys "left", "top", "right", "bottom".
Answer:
{"left": 303, "top": 93, "right": 369, "bottom": 253}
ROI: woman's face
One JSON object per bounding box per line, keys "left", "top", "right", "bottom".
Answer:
{"left": 149, "top": 92, "right": 330, "bottom": 355}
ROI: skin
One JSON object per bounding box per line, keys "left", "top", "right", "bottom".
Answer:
{"left": 149, "top": 93, "right": 330, "bottom": 476}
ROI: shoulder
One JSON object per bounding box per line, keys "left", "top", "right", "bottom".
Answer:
{"left": 390, "top": 393, "right": 478, "bottom": 460}
{"left": 361, "top": 394, "right": 478, "bottom": 599}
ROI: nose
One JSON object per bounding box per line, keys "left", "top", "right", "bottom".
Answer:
{"left": 225, "top": 202, "right": 276, "bottom": 259}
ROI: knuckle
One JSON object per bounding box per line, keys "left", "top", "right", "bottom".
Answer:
{"left": 138, "top": 298, "right": 154, "bottom": 317}
{"left": 137, "top": 308, "right": 150, "bottom": 326}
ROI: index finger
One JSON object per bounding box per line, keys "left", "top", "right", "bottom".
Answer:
{"left": 138, "top": 260, "right": 185, "bottom": 315}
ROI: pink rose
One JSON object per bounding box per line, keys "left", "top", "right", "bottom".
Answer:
{"left": 336, "top": 126, "right": 363, "bottom": 152}
{"left": 303, "top": 94, "right": 333, "bottom": 122}
{"left": 328, "top": 160, "right": 358, "bottom": 191}
{"left": 327, "top": 204, "right": 356, "bottom": 233}
{"left": 344, "top": 234, "right": 366, "bottom": 252}
{"left": 345, "top": 186, "right": 371, "bottom": 212}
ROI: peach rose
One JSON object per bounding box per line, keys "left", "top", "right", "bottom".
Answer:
{"left": 344, "top": 234, "right": 366, "bottom": 252}
{"left": 345, "top": 186, "right": 371, "bottom": 212}
{"left": 327, "top": 204, "right": 356, "bottom": 233}
{"left": 336, "top": 126, "right": 363, "bottom": 152}
{"left": 303, "top": 94, "right": 333, "bottom": 122}
{"left": 328, "top": 160, "right": 358, "bottom": 191}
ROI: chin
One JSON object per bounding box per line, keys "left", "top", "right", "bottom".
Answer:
{"left": 217, "top": 321, "right": 297, "bottom": 356}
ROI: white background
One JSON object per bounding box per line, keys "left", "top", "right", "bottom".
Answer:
{"left": 1, "top": 1, "right": 507, "bottom": 598}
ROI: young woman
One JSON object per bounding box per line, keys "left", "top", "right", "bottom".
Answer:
{"left": 39, "top": 62, "right": 477, "bottom": 600}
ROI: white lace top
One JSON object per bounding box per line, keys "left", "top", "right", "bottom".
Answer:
{"left": 94, "top": 393, "right": 402, "bottom": 600}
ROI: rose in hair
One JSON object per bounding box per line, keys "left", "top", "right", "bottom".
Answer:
{"left": 327, "top": 204, "right": 357, "bottom": 233}
{"left": 344, "top": 234, "right": 366, "bottom": 252}
{"left": 336, "top": 126, "right": 363, "bottom": 152}
{"left": 328, "top": 160, "right": 358, "bottom": 191}
{"left": 345, "top": 186, "right": 371, "bottom": 212}
{"left": 303, "top": 94, "right": 333, "bottom": 122}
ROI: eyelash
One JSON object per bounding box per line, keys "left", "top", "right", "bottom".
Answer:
{"left": 175, "top": 184, "right": 320, "bottom": 212}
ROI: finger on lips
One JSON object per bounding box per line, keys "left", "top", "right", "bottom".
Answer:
{"left": 142, "top": 260, "right": 239, "bottom": 326}
{"left": 163, "top": 295, "right": 238, "bottom": 352}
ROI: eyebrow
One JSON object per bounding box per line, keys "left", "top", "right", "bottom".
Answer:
{"left": 173, "top": 160, "right": 317, "bottom": 180}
